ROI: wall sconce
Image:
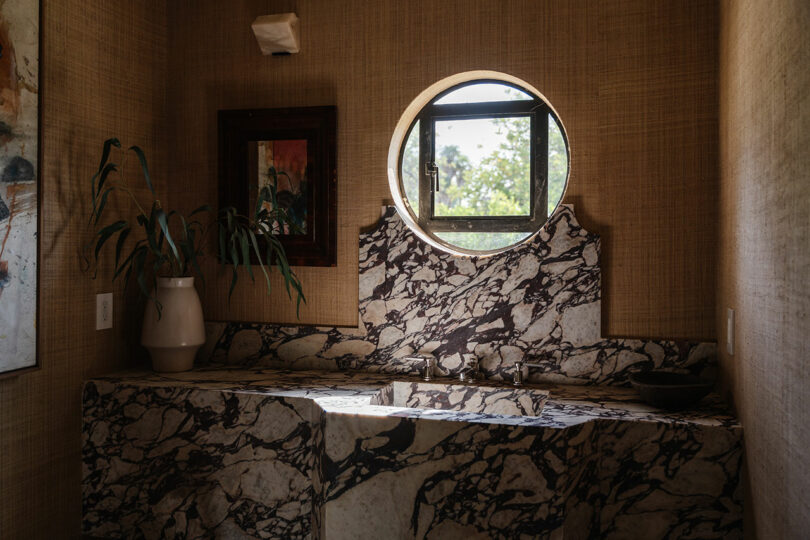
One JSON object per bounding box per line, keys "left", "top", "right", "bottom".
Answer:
{"left": 251, "top": 13, "right": 300, "bottom": 55}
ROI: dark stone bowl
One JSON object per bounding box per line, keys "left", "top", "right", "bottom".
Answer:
{"left": 629, "top": 371, "right": 714, "bottom": 411}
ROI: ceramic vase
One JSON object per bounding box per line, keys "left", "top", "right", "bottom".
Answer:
{"left": 141, "top": 277, "right": 205, "bottom": 372}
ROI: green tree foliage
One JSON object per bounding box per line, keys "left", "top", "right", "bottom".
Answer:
{"left": 547, "top": 116, "right": 568, "bottom": 215}
{"left": 401, "top": 113, "right": 568, "bottom": 251}
{"left": 402, "top": 120, "right": 421, "bottom": 216}
{"left": 434, "top": 116, "right": 530, "bottom": 218}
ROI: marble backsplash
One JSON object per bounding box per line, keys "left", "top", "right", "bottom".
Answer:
{"left": 203, "top": 205, "right": 716, "bottom": 385}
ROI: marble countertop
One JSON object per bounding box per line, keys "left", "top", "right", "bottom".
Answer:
{"left": 87, "top": 367, "right": 740, "bottom": 430}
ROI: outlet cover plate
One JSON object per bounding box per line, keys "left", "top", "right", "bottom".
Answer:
{"left": 726, "top": 308, "right": 734, "bottom": 356}
{"left": 96, "top": 293, "right": 113, "bottom": 330}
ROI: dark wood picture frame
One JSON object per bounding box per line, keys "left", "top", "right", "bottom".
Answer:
{"left": 218, "top": 106, "right": 337, "bottom": 267}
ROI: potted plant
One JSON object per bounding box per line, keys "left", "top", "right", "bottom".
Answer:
{"left": 85, "top": 138, "right": 305, "bottom": 372}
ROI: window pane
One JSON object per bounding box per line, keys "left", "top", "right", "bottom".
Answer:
{"left": 434, "top": 116, "right": 531, "bottom": 217}
{"left": 435, "top": 231, "right": 531, "bottom": 251}
{"left": 548, "top": 114, "right": 568, "bottom": 215}
{"left": 401, "top": 120, "right": 420, "bottom": 217}
{"left": 435, "top": 83, "right": 533, "bottom": 105}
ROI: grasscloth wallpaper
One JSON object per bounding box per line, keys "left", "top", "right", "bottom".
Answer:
{"left": 167, "top": 0, "right": 719, "bottom": 340}
{"left": 0, "top": 1, "right": 167, "bottom": 537}
{"left": 719, "top": 0, "right": 810, "bottom": 537}
{"left": 0, "top": 1, "right": 724, "bottom": 538}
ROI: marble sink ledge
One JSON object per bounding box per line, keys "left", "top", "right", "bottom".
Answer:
{"left": 83, "top": 366, "right": 740, "bottom": 428}
{"left": 370, "top": 380, "right": 550, "bottom": 417}
{"left": 82, "top": 368, "right": 742, "bottom": 540}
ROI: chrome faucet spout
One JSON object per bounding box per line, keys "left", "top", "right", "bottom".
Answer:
{"left": 406, "top": 354, "right": 435, "bottom": 381}
{"left": 458, "top": 367, "right": 477, "bottom": 382}
{"left": 458, "top": 356, "right": 481, "bottom": 382}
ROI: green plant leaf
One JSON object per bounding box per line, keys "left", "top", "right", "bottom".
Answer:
{"left": 129, "top": 145, "right": 155, "bottom": 196}
{"left": 176, "top": 213, "right": 189, "bottom": 276}
{"left": 98, "top": 138, "right": 121, "bottom": 173}
{"left": 240, "top": 229, "right": 253, "bottom": 280}
{"left": 133, "top": 247, "right": 149, "bottom": 297}
{"left": 190, "top": 204, "right": 212, "bottom": 217}
{"left": 156, "top": 221, "right": 165, "bottom": 252}
{"left": 152, "top": 253, "right": 166, "bottom": 279}
{"left": 96, "top": 162, "right": 118, "bottom": 196}
{"left": 90, "top": 163, "right": 118, "bottom": 223}
{"left": 227, "top": 231, "right": 241, "bottom": 298}
{"left": 92, "top": 186, "right": 115, "bottom": 225}
{"left": 230, "top": 233, "right": 240, "bottom": 269}
{"left": 91, "top": 138, "right": 120, "bottom": 200}
{"left": 113, "top": 225, "right": 131, "bottom": 271}
{"left": 185, "top": 228, "right": 205, "bottom": 288}
{"left": 142, "top": 210, "right": 161, "bottom": 256}
{"left": 155, "top": 208, "right": 178, "bottom": 266}
{"left": 249, "top": 230, "right": 272, "bottom": 292}
{"left": 132, "top": 248, "right": 161, "bottom": 317}
{"left": 142, "top": 205, "right": 173, "bottom": 276}
{"left": 228, "top": 264, "right": 238, "bottom": 298}
{"left": 267, "top": 235, "right": 305, "bottom": 317}
{"left": 114, "top": 240, "right": 144, "bottom": 282}
{"left": 94, "top": 220, "right": 128, "bottom": 261}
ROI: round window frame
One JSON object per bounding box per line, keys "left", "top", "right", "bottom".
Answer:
{"left": 387, "top": 70, "right": 570, "bottom": 257}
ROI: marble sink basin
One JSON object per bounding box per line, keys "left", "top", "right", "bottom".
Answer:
{"left": 370, "top": 381, "right": 549, "bottom": 417}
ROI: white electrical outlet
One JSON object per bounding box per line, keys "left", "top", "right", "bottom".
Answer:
{"left": 726, "top": 308, "right": 734, "bottom": 356}
{"left": 96, "top": 293, "right": 113, "bottom": 330}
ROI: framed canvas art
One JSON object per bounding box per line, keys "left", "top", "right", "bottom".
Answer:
{"left": 218, "top": 107, "right": 337, "bottom": 266}
{"left": 0, "top": 0, "right": 39, "bottom": 376}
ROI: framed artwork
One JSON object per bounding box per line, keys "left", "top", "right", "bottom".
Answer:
{"left": 0, "top": 0, "right": 39, "bottom": 376}
{"left": 219, "top": 107, "right": 337, "bottom": 267}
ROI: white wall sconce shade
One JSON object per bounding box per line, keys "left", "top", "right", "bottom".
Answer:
{"left": 251, "top": 13, "right": 300, "bottom": 55}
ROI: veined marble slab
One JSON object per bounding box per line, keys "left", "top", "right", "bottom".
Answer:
{"left": 203, "top": 205, "right": 717, "bottom": 386}
{"left": 370, "top": 381, "right": 550, "bottom": 417}
{"left": 83, "top": 368, "right": 742, "bottom": 539}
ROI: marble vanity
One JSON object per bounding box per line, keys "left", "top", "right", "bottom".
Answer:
{"left": 82, "top": 205, "right": 742, "bottom": 538}
{"left": 82, "top": 368, "right": 742, "bottom": 539}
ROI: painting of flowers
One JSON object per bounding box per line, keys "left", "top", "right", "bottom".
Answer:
{"left": 255, "top": 139, "right": 308, "bottom": 235}
{"left": 0, "top": 0, "right": 38, "bottom": 374}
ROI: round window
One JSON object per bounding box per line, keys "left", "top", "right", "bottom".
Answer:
{"left": 387, "top": 71, "right": 569, "bottom": 256}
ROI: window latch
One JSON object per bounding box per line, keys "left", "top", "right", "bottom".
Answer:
{"left": 425, "top": 161, "right": 439, "bottom": 192}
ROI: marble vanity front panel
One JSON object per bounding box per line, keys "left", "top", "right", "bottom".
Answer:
{"left": 312, "top": 413, "right": 574, "bottom": 540}
{"left": 82, "top": 381, "right": 315, "bottom": 539}
{"left": 82, "top": 369, "right": 742, "bottom": 539}
{"left": 203, "top": 205, "right": 717, "bottom": 385}
{"left": 591, "top": 420, "right": 743, "bottom": 539}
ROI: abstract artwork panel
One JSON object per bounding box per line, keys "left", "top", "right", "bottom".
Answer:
{"left": 254, "top": 139, "right": 308, "bottom": 235}
{"left": 0, "top": 0, "right": 38, "bottom": 373}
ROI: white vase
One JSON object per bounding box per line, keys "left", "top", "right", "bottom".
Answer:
{"left": 141, "top": 277, "right": 205, "bottom": 372}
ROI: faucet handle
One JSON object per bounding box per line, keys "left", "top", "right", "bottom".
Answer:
{"left": 459, "top": 354, "right": 481, "bottom": 382}
{"left": 513, "top": 360, "right": 524, "bottom": 386}
{"left": 406, "top": 354, "right": 435, "bottom": 381}
{"left": 421, "top": 356, "right": 434, "bottom": 381}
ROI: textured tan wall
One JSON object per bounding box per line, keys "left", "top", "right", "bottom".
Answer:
{"left": 0, "top": 1, "right": 723, "bottom": 535}
{"left": 719, "top": 0, "right": 810, "bottom": 537}
{"left": 0, "top": 1, "right": 167, "bottom": 537}
{"left": 167, "top": 0, "right": 718, "bottom": 339}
